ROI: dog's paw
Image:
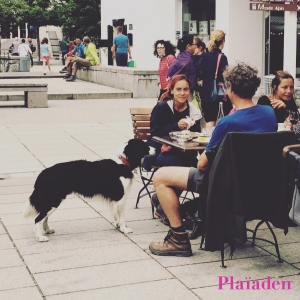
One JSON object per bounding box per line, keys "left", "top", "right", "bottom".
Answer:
{"left": 119, "top": 225, "right": 133, "bottom": 234}
{"left": 37, "top": 235, "right": 49, "bottom": 242}
{"left": 45, "top": 229, "right": 55, "bottom": 234}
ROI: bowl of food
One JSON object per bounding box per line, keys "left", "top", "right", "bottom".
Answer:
{"left": 169, "top": 131, "right": 180, "bottom": 140}
{"left": 176, "top": 130, "right": 193, "bottom": 143}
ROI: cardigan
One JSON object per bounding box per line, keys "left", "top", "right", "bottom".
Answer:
{"left": 257, "top": 95, "right": 298, "bottom": 123}
{"left": 158, "top": 55, "right": 175, "bottom": 90}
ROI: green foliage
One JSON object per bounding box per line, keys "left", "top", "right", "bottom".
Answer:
{"left": 0, "top": 0, "right": 29, "bottom": 36}
{"left": 53, "top": 0, "right": 101, "bottom": 39}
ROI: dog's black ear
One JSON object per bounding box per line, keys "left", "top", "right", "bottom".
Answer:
{"left": 118, "top": 164, "right": 134, "bottom": 179}
{"left": 124, "top": 139, "right": 150, "bottom": 168}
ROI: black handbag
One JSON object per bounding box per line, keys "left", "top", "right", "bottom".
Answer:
{"left": 209, "top": 53, "right": 227, "bottom": 102}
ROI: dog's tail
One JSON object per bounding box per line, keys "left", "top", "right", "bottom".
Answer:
{"left": 23, "top": 191, "right": 39, "bottom": 218}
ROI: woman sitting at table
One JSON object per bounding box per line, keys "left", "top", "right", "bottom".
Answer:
{"left": 257, "top": 71, "right": 298, "bottom": 123}
{"left": 148, "top": 74, "right": 202, "bottom": 167}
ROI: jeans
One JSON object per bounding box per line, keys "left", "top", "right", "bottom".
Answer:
{"left": 116, "top": 53, "right": 128, "bottom": 67}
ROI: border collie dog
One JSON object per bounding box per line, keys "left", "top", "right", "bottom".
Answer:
{"left": 23, "top": 139, "right": 153, "bottom": 242}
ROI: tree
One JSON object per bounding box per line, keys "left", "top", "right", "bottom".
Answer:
{"left": 53, "top": 0, "right": 101, "bottom": 40}
{"left": 0, "top": 0, "right": 29, "bottom": 38}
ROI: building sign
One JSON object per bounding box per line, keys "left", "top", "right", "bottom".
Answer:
{"left": 250, "top": 2, "right": 298, "bottom": 11}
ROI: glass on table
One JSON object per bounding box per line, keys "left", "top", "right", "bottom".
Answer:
{"left": 289, "top": 111, "right": 299, "bottom": 126}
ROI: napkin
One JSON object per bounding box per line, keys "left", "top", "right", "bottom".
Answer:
{"left": 183, "top": 118, "right": 195, "bottom": 129}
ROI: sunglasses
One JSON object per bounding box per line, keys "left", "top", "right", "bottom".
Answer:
{"left": 157, "top": 46, "right": 165, "bottom": 49}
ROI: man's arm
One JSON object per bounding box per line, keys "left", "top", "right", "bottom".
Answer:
{"left": 111, "top": 44, "right": 116, "bottom": 59}
{"left": 197, "top": 151, "right": 209, "bottom": 171}
{"left": 128, "top": 44, "right": 132, "bottom": 60}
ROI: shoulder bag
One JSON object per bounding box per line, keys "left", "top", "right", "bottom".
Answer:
{"left": 209, "top": 53, "right": 227, "bottom": 102}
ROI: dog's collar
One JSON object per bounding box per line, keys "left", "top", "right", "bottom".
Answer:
{"left": 118, "top": 154, "right": 132, "bottom": 169}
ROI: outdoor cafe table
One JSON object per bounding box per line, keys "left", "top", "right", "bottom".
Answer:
{"left": 152, "top": 136, "right": 206, "bottom": 152}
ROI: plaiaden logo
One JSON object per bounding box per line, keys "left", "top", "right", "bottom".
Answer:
{"left": 218, "top": 276, "right": 292, "bottom": 290}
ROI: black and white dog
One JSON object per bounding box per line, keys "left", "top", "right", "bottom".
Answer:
{"left": 23, "top": 139, "right": 153, "bottom": 242}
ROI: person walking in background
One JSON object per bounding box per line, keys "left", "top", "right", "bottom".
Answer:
{"left": 59, "top": 36, "right": 69, "bottom": 65}
{"left": 40, "top": 37, "right": 52, "bottom": 75}
{"left": 111, "top": 26, "right": 132, "bottom": 67}
{"left": 199, "top": 30, "right": 232, "bottom": 127}
{"left": 153, "top": 40, "right": 176, "bottom": 101}
{"left": 66, "top": 36, "right": 100, "bottom": 82}
{"left": 193, "top": 37, "right": 206, "bottom": 84}
{"left": 167, "top": 34, "right": 197, "bottom": 92}
{"left": 27, "top": 38, "right": 36, "bottom": 67}
{"left": 18, "top": 38, "right": 32, "bottom": 57}
{"left": 10, "top": 37, "right": 20, "bottom": 56}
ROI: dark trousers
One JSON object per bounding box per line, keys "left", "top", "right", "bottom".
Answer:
{"left": 30, "top": 55, "right": 33, "bottom": 67}
{"left": 116, "top": 53, "right": 128, "bottom": 67}
{"left": 61, "top": 51, "right": 68, "bottom": 65}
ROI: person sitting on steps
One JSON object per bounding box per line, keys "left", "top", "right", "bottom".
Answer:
{"left": 60, "top": 37, "right": 86, "bottom": 76}
{"left": 66, "top": 36, "right": 100, "bottom": 82}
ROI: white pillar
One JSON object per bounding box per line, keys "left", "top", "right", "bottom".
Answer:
{"left": 17, "top": 26, "right": 20, "bottom": 38}
{"left": 25, "top": 23, "right": 28, "bottom": 38}
{"left": 283, "top": 11, "right": 297, "bottom": 79}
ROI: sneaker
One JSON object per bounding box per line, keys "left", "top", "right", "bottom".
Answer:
{"left": 59, "top": 67, "right": 67, "bottom": 73}
{"left": 155, "top": 205, "right": 170, "bottom": 226}
{"left": 66, "top": 75, "right": 76, "bottom": 82}
{"left": 149, "top": 229, "right": 192, "bottom": 257}
{"left": 43, "top": 72, "right": 46, "bottom": 75}
{"left": 63, "top": 74, "right": 71, "bottom": 79}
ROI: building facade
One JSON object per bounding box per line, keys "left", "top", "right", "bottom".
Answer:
{"left": 101, "top": 0, "right": 299, "bottom": 84}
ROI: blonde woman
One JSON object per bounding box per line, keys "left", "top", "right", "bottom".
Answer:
{"left": 199, "top": 30, "right": 232, "bottom": 126}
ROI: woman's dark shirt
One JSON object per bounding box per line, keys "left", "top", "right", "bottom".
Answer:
{"left": 257, "top": 95, "right": 298, "bottom": 123}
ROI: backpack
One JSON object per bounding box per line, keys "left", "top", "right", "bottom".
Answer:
{"left": 31, "top": 45, "right": 36, "bottom": 52}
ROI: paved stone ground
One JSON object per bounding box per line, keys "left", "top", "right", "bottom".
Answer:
{"left": 0, "top": 96, "right": 300, "bottom": 299}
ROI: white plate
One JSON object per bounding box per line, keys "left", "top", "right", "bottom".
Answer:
{"left": 192, "top": 137, "right": 211, "bottom": 144}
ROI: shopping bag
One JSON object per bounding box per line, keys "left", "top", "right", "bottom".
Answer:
{"left": 127, "top": 60, "right": 136, "bottom": 68}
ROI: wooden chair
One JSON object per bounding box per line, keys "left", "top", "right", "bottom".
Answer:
{"left": 130, "top": 108, "right": 158, "bottom": 216}
{"left": 129, "top": 107, "right": 197, "bottom": 219}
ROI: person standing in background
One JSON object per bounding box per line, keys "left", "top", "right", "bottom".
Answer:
{"left": 10, "top": 37, "right": 20, "bottom": 56}
{"left": 27, "top": 38, "right": 36, "bottom": 67}
{"left": 59, "top": 37, "right": 69, "bottom": 65}
{"left": 153, "top": 40, "right": 176, "bottom": 101}
{"left": 18, "top": 39, "right": 32, "bottom": 57}
{"left": 40, "top": 37, "right": 52, "bottom": 75}
{"left": 111, "top": 26, "right": 132, "bottom": 67}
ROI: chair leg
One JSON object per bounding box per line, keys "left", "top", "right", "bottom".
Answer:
{"left": 265, "top": 221, "right": 283, "bottom": 263}
{"left": 220, "top": 248, "right": 227, "bottom": 268}
{"left": 135, "top": 169, "right": 155, "bottom": 208}
{"left": 252, "top": 220, "right": 264, "bottom": 245}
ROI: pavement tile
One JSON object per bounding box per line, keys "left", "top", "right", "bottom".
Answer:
{"left": 0, "top": 249, "right": 23, "bottom": 269}
{"left": 147, "top": 243, "right": 271, "bottom": 268}
{"left": 46, "top": 279, "right": 199, "bottom": 300}
{"left": 193, "top": 274, "right": 300, "bottom": 300}
{"left": 0, "top": 234, "right": 13, "bottom": 250}
{"left": 1, "top": 207, "right": 101, "bottom": 227}
{"left": 34, "top": 259, "right": 173, "bottom": 296}
{"left": 0, "top": 193, "right": 31, "bottom": 204}
{"left": 0, "top": 286, "right": 43, "bottom": 300}
{"left": 123, "top": 219, "right": 170, "bottom": 235}
{"left": 24, "top": 243, "right": 149, "bottom": 273}
{"left": 0, "top": 266, "right": 35, "bottom": 291}
{"left": 0, "top": 225, "right": 5, "bottom": 235}
{"left": 6, "top": 217, "right": 113, "bottom": 241}
{"left": 100, "top": 207, "right": 153, "bottom": 222}
{"left": 263, "top": 242, "right": 300, "bottom": 264}
{"left": 0, "top": 185, "right": 35, "bottom": 195}
{"left": 0, "top": 177, "right": 36, "bottom": 187}
{"left": 167, "top": 255, "right": 300, "bottom": 289}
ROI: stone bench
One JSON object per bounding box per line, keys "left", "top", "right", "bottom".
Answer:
{"left": 0, "top": 83, "right": 48, "bottom": 108}
{"left": 76, "top": 65, "right": 159, "bottom": 98}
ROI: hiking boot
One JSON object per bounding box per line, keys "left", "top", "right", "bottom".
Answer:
{"left": 59, "top": 67, "right": 67, "bottom": 73}
{"left": 155, "top": 204, "right": 170, "bottom": 226}
{"left": 66, "top": 75, "right": 76, "bottom": 82}
{"left": 149, "top": 229, "right": 192, "bottom": 257}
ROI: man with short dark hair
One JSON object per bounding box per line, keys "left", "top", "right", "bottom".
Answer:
{"left": 111, "top": 26, "right": 132, "bottom": 67}
{"left": 66, "top": 36, "right": 100, "bottom": 82}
